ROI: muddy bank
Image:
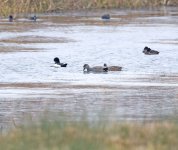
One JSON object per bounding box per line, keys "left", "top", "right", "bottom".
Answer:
{"left": 1, "top": 36, "right": 73, "bottom": 44}
{"left": 0, "top": 74, "right": 178, "bottom": 127}
{"left": 0, "top": 79, "right": 178, "bottom": 132}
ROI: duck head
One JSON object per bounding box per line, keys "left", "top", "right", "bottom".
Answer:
{"left": 143, "top": 46, "right": 151, "bottom": 52}
{"left": 83, "top": 64, "right": 90, "bottom": 72}
{"left": 143, "top": 46, "right": 149, "bottom": 53}
{"left": 54, "top": 57, "right": 60, "bottom": 64}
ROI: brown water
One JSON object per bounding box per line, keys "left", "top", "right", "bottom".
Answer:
{"left": 0, "top": 7, "right": 178, "bottom": 131}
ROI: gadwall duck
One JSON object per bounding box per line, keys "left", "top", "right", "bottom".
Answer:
{"left": 54, "top": 57, "right": 67, "bottom": 67}
{"left": 104, "top": 64, "right": 122, "bottom": 71}
{"left": 101, "top": 14, "right": 110, "bottom": 20}
{"left": 143, "top": 46, "right": 159, "bottom": 55}
{"left": 9, "top": 15, "right": 13, "bottom": 22}
{"left": 83, "top": 64, "right": 108, "bottom": 73}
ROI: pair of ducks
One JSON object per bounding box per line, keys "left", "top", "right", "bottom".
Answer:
{"left": 83, "top": 64, "right": 122, "bottom": 73}
{"left": 8, "top": 15, "right": 37, "bottom": 22}
{"left": 53, "top": 57, "right": 122, "bottom": 73}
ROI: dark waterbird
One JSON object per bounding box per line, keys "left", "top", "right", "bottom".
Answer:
{"left": 9, "top": 15, "right": 13, "bottom": 22}
{"left": 54, "top": 57, "right": 67, "bottom": 67}
{"left": 143, "top": 46, "right": 159, "bottom": 55}
{"left": 29, "top": 15, "right": 37, "bottom": 22}
{"left": 101, "top": 14, "right": 110, "bottom": 20}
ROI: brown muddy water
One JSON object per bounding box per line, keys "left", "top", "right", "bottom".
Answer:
{"left": 0, "top": 7, "right": 178, "bottom": 131}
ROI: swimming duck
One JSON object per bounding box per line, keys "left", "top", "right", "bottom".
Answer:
{"left": 29, "top": 15, "right": 37, "bottom": 22}
{"left": 104, "top": 64, "right": 122, "bottom": 71}
{"left": 83, "top": 64, "right": 108, "bottom": 73}
{"left": 143, "top": 46, "right": 159, "bottom": 55}
{"left": 9, "top": 15, "right": 13, "bottom": 22}
{"left": 54, "top": 57, "right": 67, "bottom": 67}
{"left": 101, "top": 14, "right": 110, "bottom": 20}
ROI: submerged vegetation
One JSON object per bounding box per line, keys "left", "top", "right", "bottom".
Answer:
{"left": 0, "top": 0, "right": 178, "bottom": 16}
{"left": 1, "top": 121, "right": 178, "bottom": 150}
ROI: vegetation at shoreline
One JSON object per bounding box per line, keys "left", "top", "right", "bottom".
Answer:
{"left": 0, "top": 0, "right": 178, "bottom": 16}
{"left": 1, "top": 121, "right": 178, "bottom": 150}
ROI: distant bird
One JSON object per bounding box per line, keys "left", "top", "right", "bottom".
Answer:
{"left": 143, "top": 46, "right": 159, "bottom": 55}
{"left": 29, "top": 15, "right": 37, "bottom": 22}
{"left": 103, "top": 63, "right": 109, "bottom": 72}
{"left": 101, "top": 14, "right": 110, "bottom": 20}
{"left": 83, "top": 64, "right": 108, "bottom": 73}
{"left": 9, "top": 15, "right": 13, "bottom": 22}
{"left": 54, "top": 57, "right": 67, "bottom": 67}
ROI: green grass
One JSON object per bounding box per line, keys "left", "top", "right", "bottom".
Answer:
{"left": 1, "top": 121, "right": 178, "bottom": 150}
{"left": 1, "top": 0, "right": 178, "bottom": 16}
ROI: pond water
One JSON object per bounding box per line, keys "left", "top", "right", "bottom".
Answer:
{"left": 0, "top": 7, "right": 178, "bottom": 130}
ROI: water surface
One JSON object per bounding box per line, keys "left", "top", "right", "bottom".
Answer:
{"left": 0, "top": 7, "right": 178, "bottom": 131}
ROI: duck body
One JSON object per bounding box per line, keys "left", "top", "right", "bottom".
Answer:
{"left": 143, "top": 46, "right": 159, "bottom": 55}
{"left": 101, "top": 14, "right": 110, "bottom": 20}
{"left": 83, "top": 64, "right": 108, "bottom": 73}
{"left": 108, "top": 66, "right": 122, "bottom": 71}
{"left": 54, "top": 57, "right": 67, "bottom": 67}
{"left": 29, "top": 15, "right": 37, "bottom": 22}
{"left": 9, "top": 15, "right": 13, "bottom": 22}
{"left": 60, "top": 63, "right": 67, "bottom": 67}
{"left": 104, "top": 63, "right": 122, "bottom": 71}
